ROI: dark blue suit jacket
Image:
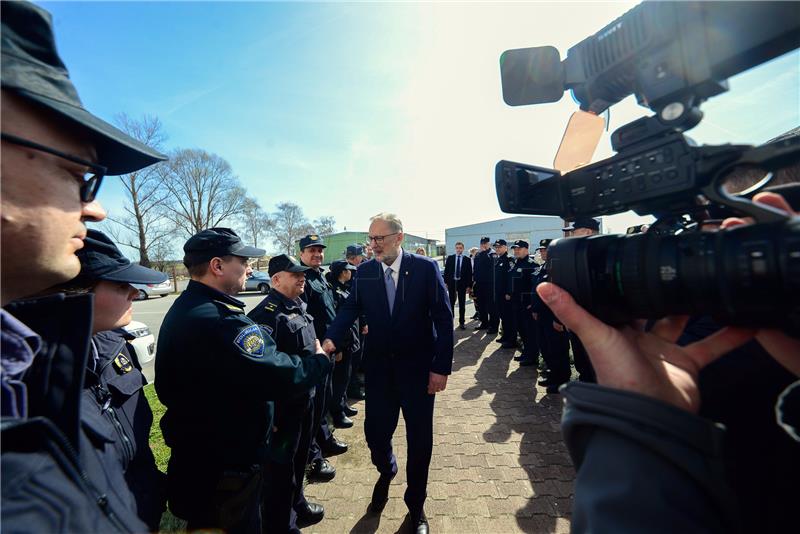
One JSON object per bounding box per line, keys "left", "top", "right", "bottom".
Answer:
{"left": 325, "top": 251, "right": 454, "bottom": 376}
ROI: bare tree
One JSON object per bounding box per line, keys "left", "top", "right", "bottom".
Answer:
{"left": 105, "top": 114, "right": 171, "bottom": 267}
{"left": 161, "top": 148, "right": 247, "bottom": 236}
{"left": 238, "top": 197, "right": 274, "bottom": 269}
{"left": 312, "top": 215, "right": 336, "bottom": 236}
{"left": 269, "top": 202, "right": 314, "bottom": 255}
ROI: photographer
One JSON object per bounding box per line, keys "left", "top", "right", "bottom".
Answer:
{"left": 539, "top": 192, "right": 799, "bottom": 532}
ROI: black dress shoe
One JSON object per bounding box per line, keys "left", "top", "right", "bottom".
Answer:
{"left": 486, "top": 328, "right": 498, "bottom": 334}
{"left": 343, "top": 404, "right": 358, "bottom": 417}
{"left": 295, "top": 502, "right": 325, "bottom": 528}
{"left": 348, "top": 388, "right": 366, "bottom": 400}
{"left": 513, "top": 354, "right": 524, "bottom": 361}
{"left": 411, "top": 512, "right": 429, "bottom": 534}
{"left": 519, "top": 358, "right": 537, "bottom": 367}
{"left": 307, "top": 458, "right": 336, "bottom": 482}
{"left": 332, "top": 414, "right": 354, "bottom": 428}
{"left": 459, "top": 324, "right": 466, "bottom": 330}
{"left": 369, "top": 472, "right": 396, "bottom": 513}
{"left": 321, "top": 436, "right": 348, "bottom": 456}
{"left": 473, "top": 323, "right": 487, "bottom": 330}
{"left": 538, "top": 377, "right": 554, "bottom": 387}
{"left": 501, "top": 342, "right": 518, "bottom": 349}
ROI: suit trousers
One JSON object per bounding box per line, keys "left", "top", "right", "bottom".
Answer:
{"left": 262, "top": 397, "right": 314, "bottom": 533}
{"left": 448, "top": 282, "right": 467, "bottom": 325}
{"left": 364, "top": 359, "right": 435, "bottom": 515}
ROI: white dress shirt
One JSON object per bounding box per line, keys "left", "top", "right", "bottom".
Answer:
{"left": 381, "top": 251, "right": 403, "bottom": 288}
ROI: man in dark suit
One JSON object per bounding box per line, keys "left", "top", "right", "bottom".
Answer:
{"left": 323, "top": 213, "right": 453, "bottom": 534}
{"left": 443, "top": 241, "right": 473, "bottom": 329}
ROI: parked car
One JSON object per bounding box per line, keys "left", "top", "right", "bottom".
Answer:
{"left": 118, "top": 320, "right": 156, "bottom": 366}
{"left": 132, "top": 279, "right": 173, "bottom": 300}
{"left": 244, "top": 271, "right": 271, "bottom": 294}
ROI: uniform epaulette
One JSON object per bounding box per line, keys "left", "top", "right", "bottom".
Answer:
{"left": 213, "top": 300, "right": 243, "bottom": 313}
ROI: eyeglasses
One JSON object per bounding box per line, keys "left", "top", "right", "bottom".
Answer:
{"left": 367, "top": 232, "right": 398, "bottom": 244}
{"left": 1, "top": 133, "right": 106, "bottom": 202}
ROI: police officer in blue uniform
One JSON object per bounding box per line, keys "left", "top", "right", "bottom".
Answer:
{"left": 297, "top": 234, "right": 348, "bottom": 481}
{"left": 531, "top": 239, "right": 571, "bottom": 393}
{"left": 493, "top": 239, "right": 517, "bottom": 347}
{"left": 472, "top": 237, "right": 496, "bottom": 331}
{"left": 345, "top": 244, "right": 367, "bottom": 401}
{"left": 156, "top": 228, "right": 333, "bottom": 533}
{"left": 509, "top": 240, "right": 540, "bottom": 367}
{"left": 326, "top": 260, "right": 361, "bottom": 427}
{"left": 248, "top": 254, "right": 328, "bottom": 533}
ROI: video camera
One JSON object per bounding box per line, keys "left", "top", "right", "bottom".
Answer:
{"left": 495, "top": 1, "right": 800, "bottom": 334}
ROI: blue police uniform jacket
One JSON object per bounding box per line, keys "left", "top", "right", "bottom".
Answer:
{"left": 2, "top": 295, "right": 148, "bottom": 533}
{"left": 85, "top": 330, "right": 166, "bottom": 530}
{"left": 324, "top": 252, "right": 454, "bottom": 376}
{"left": 155, "top": 280, "right": 331, "bottom": 467}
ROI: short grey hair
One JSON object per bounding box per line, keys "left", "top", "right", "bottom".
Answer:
{"left": 370, "top": 212, "right": 403, "bottom": 233}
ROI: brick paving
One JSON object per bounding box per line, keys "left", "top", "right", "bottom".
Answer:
{"left": 305, "top": 307, "right": 575, "bottom": 533}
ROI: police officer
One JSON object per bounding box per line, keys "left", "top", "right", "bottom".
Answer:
{"left": 531, "top": 239, "right": 571, "bottom": 393}
{"left": 155, "top": 228, "right": 332, "bottom": 532}
{"left": 556, "top": 218, "right": 598, "bottom": 383}
{"left": 248, "top": 254, "right": 327, "bottom": 533}
{"left": 298, "top": 234, "right": 348, "bottom": 481}
{"left": 472, "top": 237, "right": 496, "bottom": 331}
{"left": 326, "top": 260, "right": 360, "bottom": 427}
{"left": 493, "top": 239, "right": 517, "bottom": 347}
{"left": 345, "top": 244, "right": 367, "bottom": 400}
{"left": 509, "top": 240, "right": 540, "bottom": 367}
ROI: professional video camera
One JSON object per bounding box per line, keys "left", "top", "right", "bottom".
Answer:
{"left": 495, "top": 1, "right": 800, "bottom": 334}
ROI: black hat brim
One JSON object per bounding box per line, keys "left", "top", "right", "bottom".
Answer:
{"left": 230, "top": 245, "right": 266, "bottom": 258}
{"left": 99, "top": 263, "right": 168, "bottom": 285}
{"left": 16, "top": 88, "right": 167, "bottom": 175}
{"left": 301, "top": 243, "right": 327, "bottom": 249}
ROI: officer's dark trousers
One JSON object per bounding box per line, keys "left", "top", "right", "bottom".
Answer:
{"left": 477, "top": 286, "right": 495, "bottom": 327}
{"left": 308, "top": 367, "right": 334, "bottom": 463}
{"left": 537, "top": 316, "right": 571, "bottom": 385}
{"left": 487, "top": 295, "right": 500, "bottom": 331}
{"left": 499, "top": 298, "right": 517, "bottom": 342}
{"left": 364, "top": 359, "right": 434, "bottom": 516}
{"left": 448, "top": 282, "right": 467, "bottom": 325}
{"left": 515, "top": 306, "right": 539, "bottom": 362}
{"left": 168, "top": 452, "right": 262, "bottom": 534}
{"left": 263, "top": 397, "right": 313, "bottom": 533}
{"left": 569, "top": 332, "right": 596, "bottom": 383}
{"left": 331, "top": 349, "right": 353, "bottom": 417}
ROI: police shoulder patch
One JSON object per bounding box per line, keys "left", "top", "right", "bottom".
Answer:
{"left": 113, "top": 352, "right": 133, "bottom": 374}
{"left": 234, "top": 324, "right": 266, "bottom": 357}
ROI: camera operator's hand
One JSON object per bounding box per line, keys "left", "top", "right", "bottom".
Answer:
{"left": 536, "top": 282, "right": 755, "bottom": 413}
{"left": 720, "top": 191, "right": 800, "bottom": 375}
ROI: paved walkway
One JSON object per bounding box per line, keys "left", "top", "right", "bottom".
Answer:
{"left": 305, "top": 309, "right": 575, "bottom": 533}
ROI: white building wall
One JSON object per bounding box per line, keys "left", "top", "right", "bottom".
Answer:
{"left": 444, "top": 216, "right": 568, "bottom": 254}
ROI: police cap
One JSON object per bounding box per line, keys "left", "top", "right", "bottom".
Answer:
{"left": 480, "top": 237, "right": 491, "bottom": 244}
{"left": 73, "top": 229, "right": 167, "bottom": 285}
{"left": 536, "top": 239, "right": 553, "bottom": 250}
{"left": 510, "top": 240, "right": 529, "bottom": 249}
{"left": 572, "top": 217, "right": 601, "bottom": 231}
{"left": 493, "top": 239, "right": 507, "bottom": 246}
{"left": 346, "top": 244, "right": 364, "bottom": 257}
{"left": 329, "top": 259, "right": 356, "bottom": 278}
{"left": 268, "top": 254, "right": 310, "bottom": 277}
{"left": 1, "top": 2, "right": 165, "bottom": 175}
{"left": 183, "top": 228, "right": 265, "bottom": 267}
{"left": 299, "top": 234, "right": 326, "bottom": 250}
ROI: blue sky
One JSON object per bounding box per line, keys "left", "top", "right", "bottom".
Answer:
{"left": 39, "top": 1, "right": 799, "bottom": 254}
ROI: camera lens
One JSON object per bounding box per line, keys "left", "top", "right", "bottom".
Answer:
{"left": 548, "top": 219, "right": 800, "bottom": 335}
